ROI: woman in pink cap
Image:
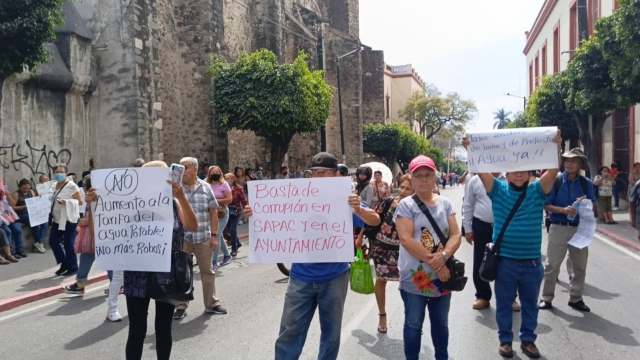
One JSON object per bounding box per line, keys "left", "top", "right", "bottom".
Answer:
{"left": 394, "top": 155, "right": 462, "bottom": 360}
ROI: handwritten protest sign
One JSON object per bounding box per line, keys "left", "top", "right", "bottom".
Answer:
{"left": 466, "top": 126, "right": 559, "bottom": 173}
{"left": 248, "top": 177, "right": 354, "bottom": 263}
{"left": 36, "top": 181, "right": 56, "bottom": 195}
{"left": 91, "top": 168, "right": 174, "bottom": 272}
{"left": 25, "top": 196, "right": 51, "bottom": 226}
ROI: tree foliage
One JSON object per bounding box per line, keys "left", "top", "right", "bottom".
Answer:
{"left": 524, "top": 73, "right": 580, "bottom": 142}
{"left": 363, "top": 123, "right": 442, "bottom": 171}
{"left": 207, "top": 49, "right": 332, "bottom": 172}
{"left": 398, "top": 84, "right": 477, "bottom": 139}
{"left": 493, "top": 108, "right": 512, "bottom": 129}
{"left": 603, "top": 0, "right": 640, "bottom": 94}
{"left": 0, "top": 0, "right": 66, "bottom": 76}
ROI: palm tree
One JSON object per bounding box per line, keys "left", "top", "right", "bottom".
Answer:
{"left": 493, "top": 108, "right": 512, "bottom": 129}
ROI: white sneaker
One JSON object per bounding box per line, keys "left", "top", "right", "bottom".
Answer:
{"left": 612, "top": 207, "right": 619, "bottom": 211}
{"left": 34, "top": 243, "right": 46, "bottom": 253}
{"left": 106, "top": 312, "right": 123, "bottom": 322}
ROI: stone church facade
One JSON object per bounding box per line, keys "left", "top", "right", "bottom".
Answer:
{"left": 0, "top": 0, "right": 384, "bottom": 187}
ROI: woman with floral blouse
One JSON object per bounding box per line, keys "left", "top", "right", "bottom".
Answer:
{"left": 371, "top": 170, "right": 391, "bottom": 210}
{"left": 226, "top": 173, "right": 248, "bottom": 256}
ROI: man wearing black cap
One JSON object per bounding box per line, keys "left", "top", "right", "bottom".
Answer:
{"left": 539, "top": 148, "right": 596, "bottom": 313}
{"left": 244, "top": 152, "right": 380, "bottom": 360}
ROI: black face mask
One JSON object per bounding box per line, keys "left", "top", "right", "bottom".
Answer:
{"left": 210, "top": 174, "right": 221, "bottom": 182}
{"left": 283, "top": 172, "right": 288, "bottom": 176}
{"left": 509, "top": 181, "right": 529, "bottom": 191}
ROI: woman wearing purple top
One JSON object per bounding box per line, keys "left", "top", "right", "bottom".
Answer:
{"left": 207, "top": 166, "right": 233, "bottom": 269}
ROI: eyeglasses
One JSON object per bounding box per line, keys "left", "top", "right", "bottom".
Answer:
{"left": 411, "top": 173, "right": 436, "bottom": 181}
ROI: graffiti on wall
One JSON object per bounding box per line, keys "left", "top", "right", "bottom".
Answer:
{"left": 0, "top": 141, "right": 72, "bottom": 187}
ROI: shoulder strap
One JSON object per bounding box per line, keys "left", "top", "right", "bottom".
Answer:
{"left": 50, "top": 181, "right": 69, "bottom": 213}
{"left": 494, "top": 189, "right": 528, "bottom": 250}
{"left": 553, "top": 174, "right": 562, "bottom": 194}
{"left": 578, "top": 175, "right": 588, "bottom": 194}
{"left": 412, "top": 194, "right": 448, "bottom": 253}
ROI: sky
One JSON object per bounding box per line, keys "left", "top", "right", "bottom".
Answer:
{"left": 359, "top": 0, "right": 545, "bottom": 133}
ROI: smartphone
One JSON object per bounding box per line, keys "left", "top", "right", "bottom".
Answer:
{"left": 170, "top": 163, "right": 185, "bottom": 184}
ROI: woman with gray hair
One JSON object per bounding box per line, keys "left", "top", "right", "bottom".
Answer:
{"left": 49, "top": 163, "right": 83, "bottom": 276}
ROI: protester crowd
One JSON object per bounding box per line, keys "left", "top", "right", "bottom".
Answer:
{"left": 1, "top": 128, "right": 640, "bottom": 360}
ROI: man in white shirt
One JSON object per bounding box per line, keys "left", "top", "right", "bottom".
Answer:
{"left": 463, "top": 173, "right": 519, "bottom": 311}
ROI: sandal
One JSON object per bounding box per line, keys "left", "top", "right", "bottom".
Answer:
{"left": 377, "top": 313, "right": 387, "bottom": 333}
{"left": 0, "top": 256, "right": 9, "bottom": 265}
{"left": 7, "top": 255, "right": 19, "bottom": 263}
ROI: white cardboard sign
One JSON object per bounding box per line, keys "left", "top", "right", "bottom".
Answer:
{"left": 25, "top": 196, "right": 51, "bottom": 226}
{"left": 466, "top": 127, "right": 559, "bottom": 173}
{"left": 36, "top": 181, "right": 56, "bottom": 195}
{"left": 248, "top": 177, "right": 354, "bottom": 263}
{"left": 91, "top": 168, "right": 174, "bottom": 272}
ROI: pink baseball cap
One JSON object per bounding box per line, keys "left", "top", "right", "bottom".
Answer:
{"left": 409, "top": 155, "right": 437, "bottom": 173}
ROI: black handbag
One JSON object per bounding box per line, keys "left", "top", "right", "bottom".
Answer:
{"left": 363, "top": 198, "right": 393, "bottom": 242}
{"left": 228, "top": 205, "right": 238, "bottom": 217}
{"left": 147, "top": 249, "right": 195, "bottom": 306}
{"left": 48, "top": 181, "right": 69, "bottom": 226}
{"left": 478, "top": 189, "right": 527, "bottom": 282}
{"left": 412, "top": 195, "right": 467, "bottom": 292}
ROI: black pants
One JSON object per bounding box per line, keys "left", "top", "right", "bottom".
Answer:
{"left": 472, "top": 217, "right": 493, "bottom": 301}
{"left": 125, "top": 296, "right": 175, "bottom": 360}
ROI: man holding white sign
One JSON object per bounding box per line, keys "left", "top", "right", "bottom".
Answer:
{"left": 462, "top": 129, "right": 562, "bottom": 359}
{"left": 244, "top": 152, "right": 380, "bottom": 360}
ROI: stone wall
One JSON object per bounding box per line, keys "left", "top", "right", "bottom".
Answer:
{"left": 361, "top": 47, "right": 385, "bottom": 125}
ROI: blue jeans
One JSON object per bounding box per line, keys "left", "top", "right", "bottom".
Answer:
{"left": 77, "top": 253, "right": 95, "bottom": 283}
{"left": 17, "top": 212, "right": 45, "bottom": 244}
{"left": 228, "top": 213, "right": 240, "bottom": 252}
{"left": 495, "top": 257, "right": 544, "bottom": 343}
{"left": 401, "top": 290, "right": 451, "bottom": 360}
{"left": 1, "top": 223, "right": 24, "bottom": 253}
{"left": 274, "top": 271, "right": 349, "bottom": 360}
{"left": 49, "top": 221, "right": 78, "bottom": 270}
{"left": 212, "top": 209, "right": 229, "bottom": 262}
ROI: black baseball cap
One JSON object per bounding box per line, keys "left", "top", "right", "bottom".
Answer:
{"left": 310, "top": 152, "right": 338, "bottom": 170}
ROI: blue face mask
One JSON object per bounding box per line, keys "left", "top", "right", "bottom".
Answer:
{"left": 256, "top": 174, "right": 263, "bottom": 179}
{"left": 227, "top": 181, "right": 233, "bottom": 187}
{"left": 54, "top": 174, "right": 66, "bottom": 182}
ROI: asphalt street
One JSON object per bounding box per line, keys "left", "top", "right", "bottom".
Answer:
{"left": 2, "top": 185, "right": 640, "bottom": 359}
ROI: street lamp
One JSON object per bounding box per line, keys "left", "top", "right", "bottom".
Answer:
{"left": 504, "top": 93, "right": 527, "bottom": 110}
{"left": 337, "top": 46, "right": 364, "bottom": 165}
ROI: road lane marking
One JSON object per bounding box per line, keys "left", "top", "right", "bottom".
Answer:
{"left": 594, "top": 233, "right": 640, "bottom": 261}
{"left": 0, "top": 283, "right": 110, "bottom": 323}
{"left": 340, "top": 295, "right": 377, "bottom": 346}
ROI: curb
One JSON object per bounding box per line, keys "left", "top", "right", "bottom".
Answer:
{"left": 0, "top": 272, "right": 110, "bottom": 313}
{"left": 0, "top": 233, "right": 251, "bottom": 314}
{"left": 595, "top": 226, "right": 640, "bottom": 252}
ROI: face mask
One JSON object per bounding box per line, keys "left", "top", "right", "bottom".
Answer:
{"left": 283, "top": 172, "right": 288, "bottom": 176}
{"left": 210, "top": 174, "right": 221, "bottom": 182}
{"left": 227, "top": 181, "right": 233, "bottom": 187}
{"left": 257, "top": 174, "right": 263, "bottom": 179}
{"left": 54, "top": 174, "right": 66, "bottom": 182}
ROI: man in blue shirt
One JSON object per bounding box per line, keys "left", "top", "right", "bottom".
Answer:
{"left": 539, "top": 148, "right": 596, "bottom": 313}
{"left": 244, "top": 152, "right": 380, "bottom": 360}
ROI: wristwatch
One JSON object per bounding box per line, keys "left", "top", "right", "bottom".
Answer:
{"left": 211, "top": 233, "right": 217, "bottom": 237}
{"left": 441, "top": 251, "right": 449, "bottom": 261}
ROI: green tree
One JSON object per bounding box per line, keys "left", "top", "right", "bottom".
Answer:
{"left": 0, "top": 0, "right": 66, "bottom": 76}
{"left": 524, "top": 73, "right": 580, "bottom": 142}
{"left": 603, "top": 0, "right": 640, "bottom": 95}
{"left": 505, "top": 111, "right": 528, "bottom": 129}
{"left": 398, "top": 84, "right": 477, "bottom": 139}
{"left": 363, "top": 123, "right": 441, "bottom": 171}
{"left": 206, "top": 50, "right": 332, "bottom": 172}
{"left": 492, "top": 108, "right": 512, "bottom": 129}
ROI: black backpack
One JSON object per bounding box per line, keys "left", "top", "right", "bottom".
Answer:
{"left": 553, "top": 174, "right": 589, "bottom": 197}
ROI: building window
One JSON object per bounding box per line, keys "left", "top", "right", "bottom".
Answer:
{"left": 542, "top": 42, "right": 548, "bottom": 76}
{"left": 570, "top": 1, "right": 577, "bottom": 59}
{"left": 385, "top": 92, "right": 390, "bottom": 120}
{"left": 535, "top": 52, "right": 540, "bottom": 88}
{"left": 529, "top": 62, "right": 533, "bottom": 95}
{"left": 553, "top": 23, "right": 560, "bottom": 73}
{"left": 590, "top": 0, "right": 601, "bottom": 34}
{"left": 613, "top": 109, "right": 631, "bottom": 174}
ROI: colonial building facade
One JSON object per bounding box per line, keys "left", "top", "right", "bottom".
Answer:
{"left": 524, "top": 0, "right": 639, "bottom": 175}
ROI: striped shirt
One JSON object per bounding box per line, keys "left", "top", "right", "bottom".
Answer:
{"left": 488, "top": 178, "right": 547, "bottom": 259}
{"left": 182, "top": 179, "right": 219, "bottom": 243}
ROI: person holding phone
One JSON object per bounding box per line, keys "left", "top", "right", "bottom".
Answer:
{"left": 49, "top": 164, "right": 83, "bottom": 276}
{"left": 207, "top": 165, "right": 233, "bottom": 269}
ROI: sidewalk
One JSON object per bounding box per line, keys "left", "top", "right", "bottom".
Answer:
{"left": 595, "top": 210, "right": 640, "bottom": 252}
{"left": 0, "top": 222, "right": 251, "bottom": 313}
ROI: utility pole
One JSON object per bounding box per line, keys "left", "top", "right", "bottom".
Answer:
{"left": 317, "top": 31, "right": 327, "bottom": 152}
{"left": 446, "top": 137, "right": 452, "bottom": 174}
{"left": 337, "top": 47, "right": 363, "bottom": 165}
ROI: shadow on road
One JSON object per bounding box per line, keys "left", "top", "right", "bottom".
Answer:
{"left": 474, "top": 307, "right": 552, "bottom": 335}
{"left": 65, "top": 316, "right": 129, "bottom": 350}
{"left": 551, "top": 307, "right": 639, "bottom": 346}
{"left": 556, "top": 281, "right": 620, "bottom": 300}
{"left": 46, "top": 296, "right": 105, "bottom": 316}
{"left": 16, "top": 275, "right": 66, "bottom": 293}
{"left": 351, "top": 328, "right": 412, "bottom": 359}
